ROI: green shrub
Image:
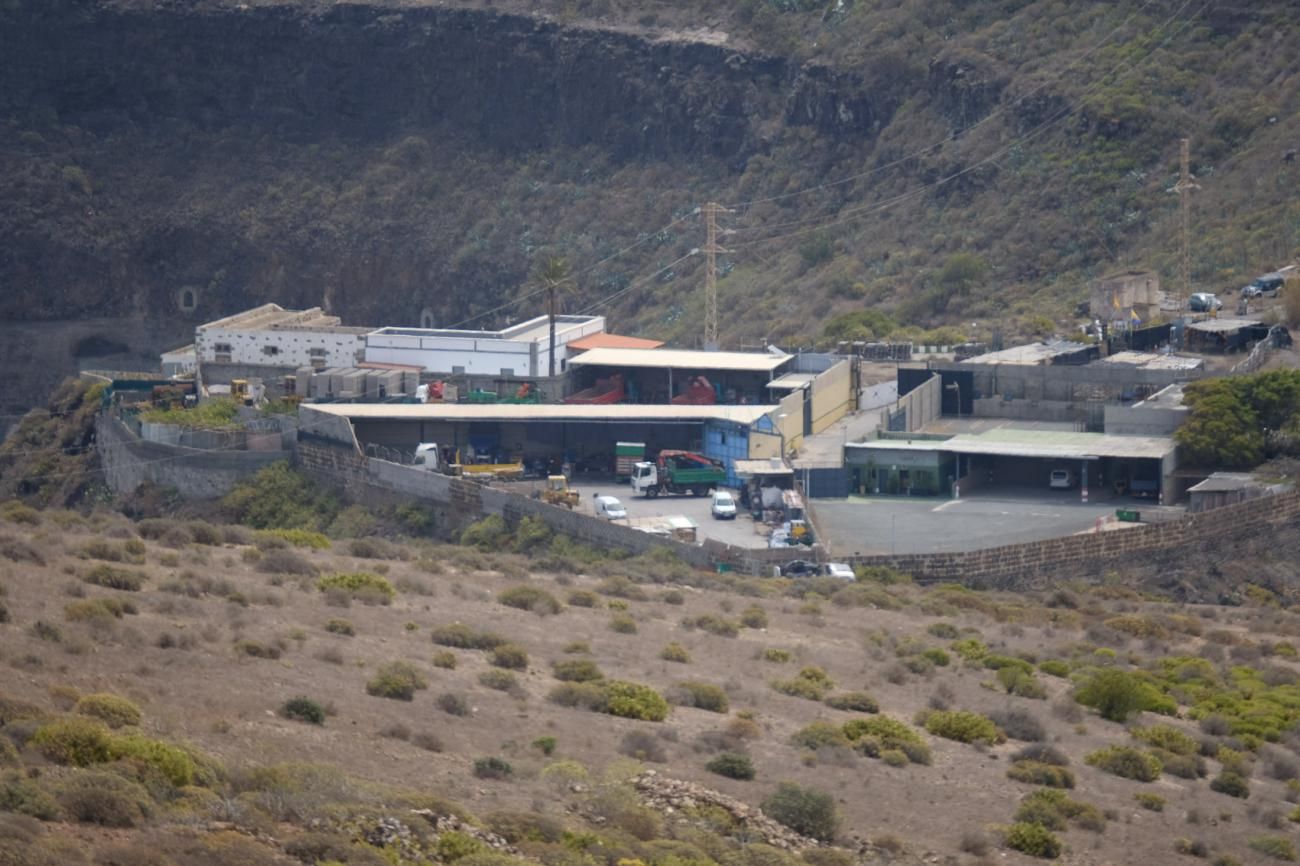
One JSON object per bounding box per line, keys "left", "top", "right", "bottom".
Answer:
{"left": 478, "top": 670, "right": 519, "bottom": 692}
{"left": 772, "top": 666, "right": 835, "bottom": 701}
{"left": 1084, "top": 745, "right": 1162, "bottom": 781}
{"left": 324, "top": 618, "right": 355, "bottom": 636}
{"left": 498, "top": 585, "right": 562, "bottom": 615}
{"left": 739, "top": 606, "right": 768, "bottom": 629}
{"left": 83, "top": 565, "right": 144, "bottom": 591}
{"left": 659, "top": 643, "right": 691, "bottom": 663}
{"left": 608, "top": 614, "right": 638, "bottom": 634}
{"left": 234, "top": 639, "right": 281, "bottom": 659}
{"left": 547, "top": 682, "right": 607, "bottom": 711}
{"left": 1134, "top": 792, "right": 1165, "bottom": 811}
{"left": 603, "top": 680, "right": 670, "bottom": 722}
{"left": 31, "top": 718, "right": 114, "bottom": 766}
{"left": 437, "top": 830, "right": 487, "bottom": 862}
{"left": 431, "top": 623, "right": 507, "bottom": 650}
{"left": 432, "top": 650, "right": 457, "bottom": 669}
{"left": 459, "top": 515, "right": 511, "bottom": 550}
{"left": 280, "top": 697, "right": 326, "bottom": 725}
{"left": 998, "top": 667, "right": 1047, "bottom": 699}
{"left": 1248, "top": 836, "right": 1297, "bottom": 861}
{"left": 56, "top": 770, "right": 151, "bottom": 827}
{"left": 761, "top": 782, "right": 839, "bottom": 842}
{"left": 924, "top": 711, "right": 1004, "bottom": 745}
{"left": 1007, "top": 761, "right": 1076, "bottom": 788}
{"left": 473, "top": 756, "right": 514, "bottom": 780}
{"left": 490, "top": 643, "right": 529, "bottom": 670}
{"left": 921, "top": 648, "right": 951, "bottom": 667}
{"left": 824, "top": 691, "right": 879, "bottom": 713}
{"left": 1004, "top": 822, "right": 1061, "bottom": 859}
{"left": 73, "top": 693, "right": 141, "bottom": 729}
{"left": 1014, "top": 789, "right": 1104, "bottom": 832}
{"left": 791, "top": 721, "right": 850, "bottom": 751}
{"left": 63, "top": 598, "right": 131, "bottom": 622}
{"left": 436, "top": 692, "right": 471, "bottom": 716}
{"left": 950, "top": 638, "right": 988, "bottom": 662}
{"left": 1209, "top": 771, "right": 1250, "bottom": 798}
{"left": 532, "top": 736, "right": 557, "bottom": 756}
{"left": 926, "top": 622, "right": 960, "bottom": 639}
{"left": 1131, "top": 724, "right": 1198, "bottom": 755}
{"left": 366, "top": 662, "right": 428, "bottom": 701}
{"left": 881, "top": 749, "right": 909, "bottom": 767}
{"left": 552, "top": 659, "right": 603, "bottom": 682}
{"left": 316, "top": 572, "right": 395, "bottom": 603}
{"left": 108, "top": 734, "right": 197, "bottom": 786}
{"left": 223, "top": 461, "right": 339, "bottom": 531}
{"left": 706, "top": 753, "right": 755, "bottom": 780}
{"left": 1038, "top": 660, "right": 1071, "bottom": 678}
{"left": 761, "top": 648, "right": 793, "bottom": 663}
{"left": 566, "top": 590, "right": 599, "bottom": 608}
{"left": 671, "top": 681, "right": 729, "bottom": 714}
{"left": 0, "top": 770, "right": 61, "bottom": 819}
{"left": 681, "top": 614, "right": 739, "bottom": 637}
{"left": 259, "top": 528, "right": 331, "bottom": 549}
{"left": 1074, "top": 669, "right": 1172, "bottom": 722}
{"left": 842, "top": 716, "right": 931, "bottom": 764}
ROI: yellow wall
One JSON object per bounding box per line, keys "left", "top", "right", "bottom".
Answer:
{"left": 749, "top": 430, "right": 781, "bottom": 459}
{"left": 810, "top": 360, "right": 852, "bottom": 434}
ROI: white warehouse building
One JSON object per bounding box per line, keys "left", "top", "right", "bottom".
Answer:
{"left": 363, "top": 314, "right": 606, "bottom": 377}
{"left": 194, "top": 304, "right": 369, "bottom": 370}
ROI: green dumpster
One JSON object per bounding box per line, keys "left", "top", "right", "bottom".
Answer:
{"left": 1115, "top": 509, "right": 1140, "bottom": 523}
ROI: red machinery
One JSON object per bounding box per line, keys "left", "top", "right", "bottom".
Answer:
{"left": 564, "top": 374, "right": 624, "bottom": 405}
{"left": 670, "top": 375, "right": 716, "bottom": 405}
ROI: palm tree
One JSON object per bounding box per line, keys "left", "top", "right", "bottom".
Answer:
{"left": 535, "top": 256, "right": 571, "bottom": 378}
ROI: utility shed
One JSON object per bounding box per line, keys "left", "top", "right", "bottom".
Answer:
{"left": 567, "top": 347, "right": 792, "bottom": 405}
{"left": 1186, "top": 473, "right": 1272, "bottom": 513}
{"left": 1185, "top": 318, "right": 1265, "bottom": 353}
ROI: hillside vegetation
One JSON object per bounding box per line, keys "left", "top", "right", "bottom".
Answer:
{"left": 0, "top": 0, "right": 1297, "bottom": 360}
{"left": 0, "top": 483, "right": 1299, "bottom": 864}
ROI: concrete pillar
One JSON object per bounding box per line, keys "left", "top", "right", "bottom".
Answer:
{"left": 1081, "top": 460, "right": 1089, "bottom": 503}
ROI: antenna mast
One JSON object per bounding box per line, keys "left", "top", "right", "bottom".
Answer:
{"left": 1172, "top": 137, "right": 1200, "bottom": 308}
{"left": 702, "top": 201, "right": 732, "bottom": 349}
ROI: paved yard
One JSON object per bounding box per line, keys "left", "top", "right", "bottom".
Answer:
{"left": 811, "top": 489, "right": 1121, "bottom": 557}
{"left": 565, "top": 480, "right": 770, "bottom": 549}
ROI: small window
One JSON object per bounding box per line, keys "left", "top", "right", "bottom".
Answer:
{"left": 310, "top": 357, "right": 326, "bottom": 370}
{"left": 500, "top": 368, "right": 514, "bottom": 377}
{"left": 452, "top": 366, "right": 465, "bottom": 375}
{"left": 214, "top": 343, "right": 232, "bottom": 354}
{"left": 262, "top": 345, "right": 280, "bottom": 356}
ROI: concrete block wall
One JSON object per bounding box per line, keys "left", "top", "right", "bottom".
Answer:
{"left": 97, "top": 413, "right": 287, "bottom": 499}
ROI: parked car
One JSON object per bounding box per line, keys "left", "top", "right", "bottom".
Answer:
{"left": 779, "top": 560, "right": 819, "bottom": 578}
{"left": 1189, "top": 292, "right": 1223, "bottom": 312}
{"left": 1251, "top": 273, "right": 1285, "bottom": 297}
{"left": 592, "top": 495, "right": 627, "bottom": 521}
{"left": 822, "top": 562, "right": 856, "bottom": 580}
{"left": 711, "top": 490, "right": 737, "bottom": 520}
{"left": 1240, "top": 284, "right": 1262, "bottom": 299}
{"left": 1049, "top": 468, "right": 1077, "bottom": 489}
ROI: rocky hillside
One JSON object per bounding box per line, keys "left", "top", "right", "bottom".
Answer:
{"left": 0, "top": 0, "right": 1297, "bottom": 410}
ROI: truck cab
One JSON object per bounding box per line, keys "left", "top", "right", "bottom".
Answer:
{"left": 630, "top": 462, "right": 658, "bottom": 497}
{"left": 413, "top": 443, "right": 444, "bottom": 472}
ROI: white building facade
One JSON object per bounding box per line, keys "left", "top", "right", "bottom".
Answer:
{"left": 194, "top": 305, "right": 367, "bottom": 370}
{"left": 363, "top": 315, "right": 605, "bottom": 377}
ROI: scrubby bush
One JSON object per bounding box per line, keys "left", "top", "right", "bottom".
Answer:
{"left": 547, "top": 682, "right": 607, "bottom": 711}
{"left": 324, "top": 618, "right": 355, "bottom": 636}
{"left": 1135, "top": 792, "right": 1166, "bottom": 811}
{"left": 1038, "top": 660, "right": 1071, "bottom": 678}
{"left": 669, "top": 681, "right": 729, "bottom": 714}
{"left": 1004, "top": 822, "right": 1061, "bottom": 858}
{"left": 432, "top": 650, "right": 457, "bottom": 669}
{"left": 761, "top": 648, "right": 793, "bottom": 663}
{"left": 498, "top": 585, "right": 562, "bottom": 615}
{"left": 473, "top": 756, "right": 513, "bottom": 780}
{"left": 791, "top": 721, "right": 850, "bottom": 751}
{"left": 280, "top": 696, "right": 326, "bottom": 725}
{"left": 681, "top": 614, "right": 739, "bottom": 637}
{"left": 824, "top": 691, "right": 879, "bottom": 713}
{"left": 317, "top": 572, "right": 395, "bottom": 604}
{"left": 608, "top": 613, "right": 638, "bottom": 634}
{"left": 1014, "top": 789, "right": 1104, "bottom": 832}
{"left": 706, "top": 753, "right": 755, "bottom": 780}
{"left": 842, "top": 716, "right": 931, "bottom": 765}
{"left": 739, "top": 606, "right": 768, "bottom": 629}
{"left": 923, "top": 710, "right": 1004, "bottom": 745}
{"left": 566, "top": 590, "right": 599, "bottom": 608}
{"left": 927, "top": 622, "right": 960, "bottom": 639}
{"left": 366, "top": 662, "right": 428, "bottom": 701}
{"left": 431, "top": 623, "right": 507, "bottom": 650}
{"left": 83, "top": 565, "right": 144, "bottom": 591}
{"left": 31, "top": 718, "right": 114, "bottom": 766}
{"left": 1151, "top": 749, "right": 1206, "bottom": 779}
{"left": 460, "top": 515, "right": 511, "bottom": 550}
{"left": 1247, "top": 836, "right": 1296, "bottom": 861}
{"left": 55, "top": 771, "right": 151, "bottom": 827}
{"left": 1131, "top": 724, "right": 1198, "bottom": 755}
{"left": 259, "top": 528, "right": 330, "bottom": 549}
{"left": 234, "top": 639, "right": 281, "bottom": 659}
{"left": 998, "top": 666, "right": 1048, "bottom": 699}
{"left": 1074, "top": 669, "right": 1173, "bottom": 722}
{"left": 1014, "top": 743, "right": 1070, "bottom": 766}
{"left": 1007, "top": 761, "right": 1076, "bottom": 788}
{"left": 1085, "top": 745, "right": 1162, "bottom": 781}
{"left": 772, "top": 666, "right": 835, "bottom": 701}
{"left": 988, "top": 708, "right": 1045, "bottom": 742}
{"left": 437, "top": 692, "right": 471, "bottom": 716}
{"left": 603, "top": 681, "right": 670, "bottom": 722}
{"left": 552, "top": 659, "right": 603, "bottom": 682}
{"left": 73, "top": 693, "right": 141, "bottom": 729}
{"left": 255, "top": 549, "right": 319, "bottom": 576}
{"left": 659, "top": 643, "right": 691, "bottom": 663}
{"left": 761, "top": 782, "right": 839, "bottom": 842}
{"left": 1210, "top": 771, "right": 1251, "bottom": 798}
{"left": 619, "top": 730, "right": 667, "bottom": 763}
{"left": 490, "top": 643, "right": 529, "bottom": 670}
{"left": 478, "top": 670, "right": 520, "bottom": 692}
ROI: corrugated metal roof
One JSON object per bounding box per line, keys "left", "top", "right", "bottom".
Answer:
{"left": 569, "top": 347, "right": 791, "bottom": 372}
{"left": 848, "top": 428, "right": 1175, "bottom": 460}
{"left": 304, "top": 402, "right": 775, "bottom": 424}
{"left": 1100, "top": 351, "right": 1204, "bottom": 370}
{"left": 962, "top": 340, "right": 1092, "bottom": 366}
{"left": 1186, "top": 318, "right": 1264, "bottom": 333}
{"left": 567, "top": 333, "right": 665, "bottom": 351}
{"left": 734, "top": 458, "right": 794, "bottom": 476}
{"left": 767, "top": 373, "right": 817, "bottom": 390}
{"left": 1187, "top": 472, "right": 1262, "bottom": 493}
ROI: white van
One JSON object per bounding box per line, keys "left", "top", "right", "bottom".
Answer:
{"left": 1049, "top": 469, "right": 1077, "bottom": 489}
{"left": 593, "top": 495, "right": 627, "bottom": 521}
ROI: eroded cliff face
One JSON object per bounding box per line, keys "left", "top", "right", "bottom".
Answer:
{"left": 0, "top": 0, "right": 906, "bottom": 419}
